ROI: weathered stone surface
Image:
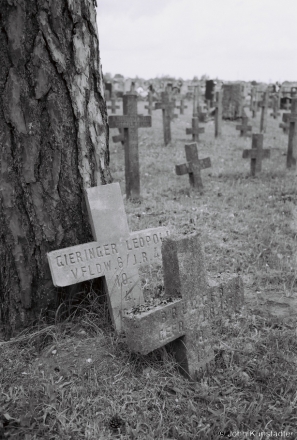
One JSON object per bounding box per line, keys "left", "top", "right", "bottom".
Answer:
{"left": 123, "top": 233, "right": 244, "bottom": 380}
{"left": 175, "top": 143, "right": 211, "bottom": 191}
{"left": 47, "top": 183, "right": 170, "bottom": 331}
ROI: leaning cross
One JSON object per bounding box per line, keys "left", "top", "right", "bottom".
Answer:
{"left": 107, "top": 94, "right": 120, "bottom": 114}
{"left": 286, "top": 97, "right": 297, "bottom": 169}
{"left": 242, "top": 133, "right": 270, "bottom": 176}
{"left": 176, "top": 143, "right": 211, "bottom": 192}
{"left": 47, "top": 183, "right": 170, "bottom": 332}
{"left": 155, "top": 84, "right": 177, "bottom": 146}
{"left": 259, "top": 89, "right": 269, "bottom": 133}
{"left": 236, "top": 115, "right": 252, "bottom": 137}
{"left": 123, "top": 233, "right": 244, "bottom": 380}
{"left": 186, "top": 85, "right": 204, "bottom": 142}
{"left": 109, "top": 93, "right": 152, "bottom": 200}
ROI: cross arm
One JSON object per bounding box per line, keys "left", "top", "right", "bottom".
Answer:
{"left": 242, "top": 149, "right": 270, "bottom": 159}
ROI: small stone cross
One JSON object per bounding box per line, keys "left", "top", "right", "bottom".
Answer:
{"left": 279, "top": 113, "right": 290, "bottom": 134}
{"left": 236, "top": 115, "right": 252, "bottom": 137}
{"left": 175, "top": 143, "right": 211, "bottom": 192}
{"left": 259, "top": 90, "right": 269, "bottom": 133}
{"left": 242, "top": 134, "right": 270, "bottom": 176}
{"left": 177, "top": 98, "right": 188, "bottom": 115}
{"left": 155, "top": 84, "right": 177, "bottom": 145}
{"left": 107, "top": 94, "right": 120, "bottom": 114}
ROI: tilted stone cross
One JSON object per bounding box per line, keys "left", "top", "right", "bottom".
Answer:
{"left": 186, "top": 85, "right": 204, "bottom": 142}
{"left": 214, "top": 90, "right": 223, "bottom": 137}
{"left": 242, "top": 133, "right": 270, "bottom": 176}
{"left": 279, "top": 112, "right": 290, "bottom": 134}
{"left": 107, "top": 94, "right": 120, "bottom": 114}
{"left": 145, "top": 90, "right": 153, "bottom": 115}
{"left": 175, "top": 143, "right": 211, "bottom": 192}
{"left": 176, "top": 98, "right": 188, "bottom": 115}
{"left": 236, "top": 115, "right": 252, "bottom": 137}
{"left": 109, "top": 93, "right": 152, "bottom": 200}
{"left": 155, "top": 84, "right": 177, "bottom": 146}
{"left": 47, "top": 183, "right": 170, "bottom": 332}
{"left": 259, "top": 90, "right": 269, "bottom": 133}
{"left": 123, "top": 233, "right": 244, "bottom": 380}
{"left": 286, "top": 97, "right": 297, "bottom": 169}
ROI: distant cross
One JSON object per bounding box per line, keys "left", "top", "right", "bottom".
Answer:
{"left": 177, "top": 98, "right": 188, "bottom": 115}
{"left": 176, "top": 143, "right": 211, "bottom": 192}
{"left": 283, "top": 99, "right": 291, "bottom": 111}
{"left": 109, "top": 93, "right": 152, "bottom": 200}
{"left": 270, "top": 95, "right": 280, "bottom": 119}
{"left": 155, "top": 84, "right": 177, "bottom": 145}
{"left": 279, "top": 112, "right": 290, "bottom": 134}
{"left": 107, "top": 94, "right": 120, "bottom": 114}
{"left": 286, "top": 98, "right": 297, "bottom": 169}
{"left": 250, "top": 87, "right": 257, "bottom": 118}
{"left": 186, "top": 85, "right": 205, "bottom": 142}
{"left": 47, "top": 183, "right": 170, "bottom": 332}
{"left": 242, "top": 133, "right": 270, "bottom": 176}
{"left": 145, "top": 90, "right": 153, "bottom": 115}
{"left": 236, "top": 115, "right": 252, "bottom": 137}
{"left": 259, "top": 90, "right": 269, "bottom": 133}
{"left": 123, "top": 233, "right": 244, "bottom": 380}
{"left": 214, "top": 90, "right": 223, "bottom": 137}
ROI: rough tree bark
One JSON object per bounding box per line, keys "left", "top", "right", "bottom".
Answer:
{"left": 0, "top": 0, "right": 112, "bottom": 337}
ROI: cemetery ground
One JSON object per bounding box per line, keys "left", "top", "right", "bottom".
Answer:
{"left": 1, "top": 101, "right": 297, "bottom": 439}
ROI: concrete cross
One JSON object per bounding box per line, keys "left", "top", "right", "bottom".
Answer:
{"left": 107, "top": 94, "right": 120, "bottom": 114}
{"left": 109, "top": 93, "right": 152, "bottom": 200}
{"left": 242, "top": 134, "right": 270, "bottom": 176}
{"left": 176, "top": 98, "right": 188, "bottom": 115}
{"left": 286, "top": 98, "right": 297, "bottom": 169}
{"left": 214, "top": 90, "right": 223, "bottom": 137}
{"left": 186, "top": 85, "right": 204, "bottom": 142}
{"left": 259, "top": 90, "right": 269, "bottom": 133}
{"left": 145, "top": 90, "right": 153, "bottom": 115}
{"left": 47, "top": 183, "right": 170, "bottom": 332}
{"left": 175, "top": 143, "right": 211, "bottom": 192}
{"left": 236, "top": 115, "right": 252, "bottom": 137}
{"left": 155, "top": 84, "right": 177, "bottom": 145}
{"left": 123, "top": 233, "right": 244, "bottom": 380}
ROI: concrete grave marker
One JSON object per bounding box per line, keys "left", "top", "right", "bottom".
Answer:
{"left": 279, "top": 112, "right": 290, "bottom": 134}
{"left": 107, "top": 93, "right": 120, "bottom": 114}
{"left": 145, "top": 90, "right": 153, "bottom": 115}
{"left": 214, "top": 90, "right": 223, "bottom": 137}
{"left": 109, "top": 93, "right": 152, "bottom": 200}
{"left": 177, "top": 98, "right": 188, "bottom": 115}
{"left": 250, "top": 87, "right": 257, "bottom": 118}
{"left": 270, "top": 94, "right": 280, "bottom": 119}
{"left": 123, "top": 233, "right": 244, "bottom": 380}
{"left": 236, "top": 115, "right": 252, "bottom": 137}
{"left": 176, "top": 143, "right": 211, "bottom": 192}
{"left": 283, "top": 99, "right": 291, "bottom": 111}
{"left": 286, "top": 97, "right": 297, "bottom": 169}
{"left": 242, "top": 133, "right": 270, "bottom": 176}
{"left": 47, "top": 183, "right": 170, "bottom": 332}
{"left": 155, "top": 84, "right": 177, "bottom": 146}
{"left": 186, "top": 85, "right": 204, "bottom": 142}
{"left": 259, "top": 90, "right": 269, "bottom": 133}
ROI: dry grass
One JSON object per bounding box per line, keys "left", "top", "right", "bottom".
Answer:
{"left": 1, "top": 100, "right": 297, "bottom": 439}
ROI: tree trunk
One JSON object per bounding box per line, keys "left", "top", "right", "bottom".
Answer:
{"left": 0, "top": 0, "right": 112, "bottom": 337}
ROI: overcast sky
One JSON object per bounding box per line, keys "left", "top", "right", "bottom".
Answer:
{"left": 96, "top": 0, "right": 297, "bottom": 83}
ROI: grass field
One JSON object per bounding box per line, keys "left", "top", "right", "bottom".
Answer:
{"left": 1, "top": 99, "right": 297, "bottom": 439}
